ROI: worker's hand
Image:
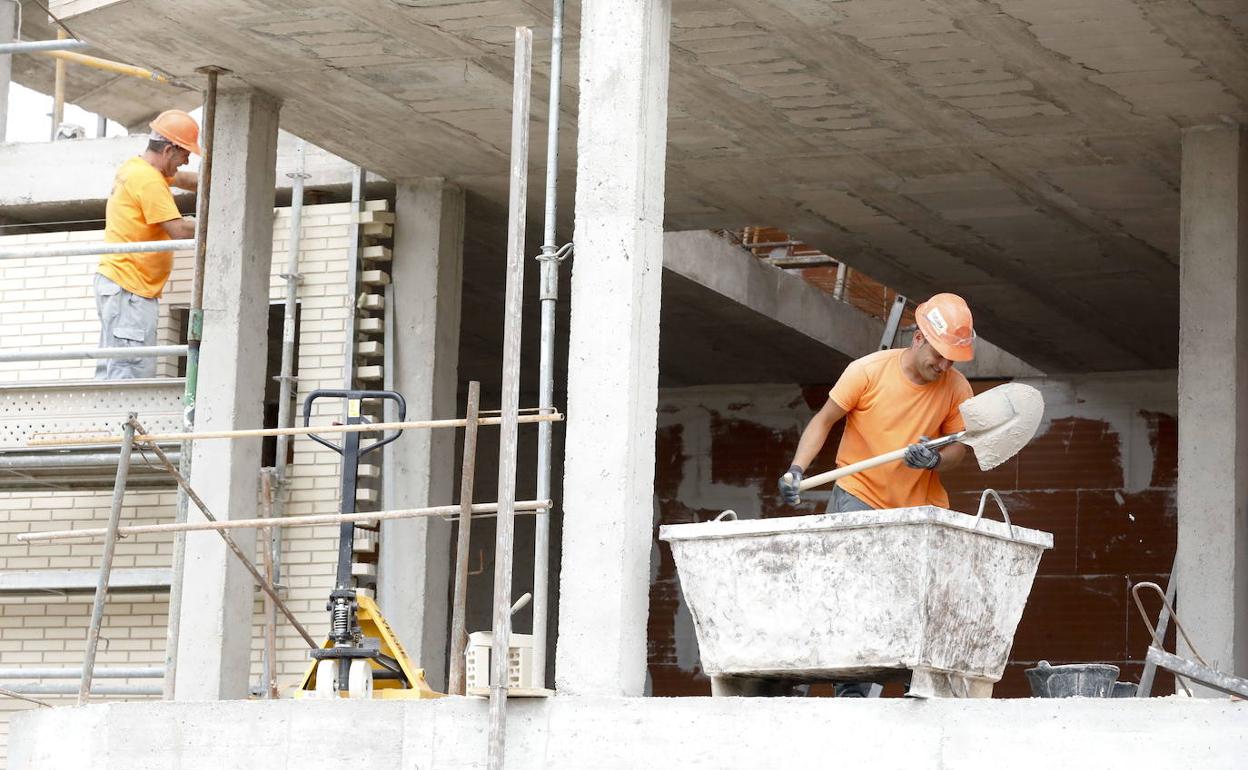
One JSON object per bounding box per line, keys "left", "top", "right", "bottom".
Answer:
{"left": 778, "top": 464, "right": 804, "bottom": 505}
{"left": 903, "top": 437, "right": 942, "bottom": 470}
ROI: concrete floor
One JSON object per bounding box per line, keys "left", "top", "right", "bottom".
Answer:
{"left": 32, "top": 0, "right": 1248, "bottom": 372}
{"left": 9, "top": 696, "right": 1247, "bottom": 769}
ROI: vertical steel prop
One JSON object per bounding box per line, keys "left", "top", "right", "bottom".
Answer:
{"left": 79, "top": 415, "right": 137, "bottom": 704}
{"left": 488, "top": 26, "right": 532, "bottom": 770}
{"left": 531, "top": 0, "right": 568, "bottom": 690}
{"left": 164, "top": 66, "right": 223, "bottom": 699}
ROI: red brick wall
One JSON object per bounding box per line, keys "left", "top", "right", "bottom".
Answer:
{"left": 649, "top": 374, "right": 1177, "bottom": 697}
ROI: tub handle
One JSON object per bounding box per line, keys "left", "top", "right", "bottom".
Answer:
{"left": 714, "top": 510, "right": 738, "bottom": 522}
{"left": 972, "top": 489, "right": 1017, "bottom": 540}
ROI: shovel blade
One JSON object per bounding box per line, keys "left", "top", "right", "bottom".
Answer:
{"left": 958, "top": 382, "right": 1045, "bottom": 470}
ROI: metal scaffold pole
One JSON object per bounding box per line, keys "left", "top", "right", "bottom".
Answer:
{"left": 488, "top": 26, "right": 532, "bottom": 770}
{"left": 164, "top": 65, "right": 224, "bottom": 700}
{"left": 531, "top": 0, "right": 568, "bottom": 691}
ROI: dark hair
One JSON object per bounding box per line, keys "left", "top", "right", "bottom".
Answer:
{"left": 147, "top": 138, "right": 174, "bottom": 153}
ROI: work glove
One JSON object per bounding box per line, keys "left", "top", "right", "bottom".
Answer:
{"left": 778, "top": 464, "right": 804, "bottom": 505}
{"left": 903, "top": 437, "right": 942, "bottom": 470}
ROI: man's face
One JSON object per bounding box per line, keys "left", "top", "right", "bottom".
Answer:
{"left": 159, "top": 144, "right": 190, "bottom": 176}
{"left": 913, "top": 335, "right": 953, "bottom": 383}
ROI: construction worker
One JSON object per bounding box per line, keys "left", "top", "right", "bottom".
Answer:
{"left": 94, "top": 109, "right": 201, "bottom": 379}
{"left": 777, "top": 293, "right": 976, "bottom": 696}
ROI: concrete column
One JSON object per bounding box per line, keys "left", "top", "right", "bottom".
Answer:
{"left": 1177, "top": 124, "right": 1248, "bottom": 687}
{"left": 174, "top": 89, "right": 280, "bottom": 700}
{"left": 0, "top": 1, "right": 15, "bottom": 143}
{"left": 378, "top": 179, "right": 464, "bottom": 691}
{"left": 555, "top": 0, "right": 671, "bottom": 696}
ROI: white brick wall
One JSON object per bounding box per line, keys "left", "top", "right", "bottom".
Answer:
{"left": 0, "top": 200, "right": 389, "bottom": 764}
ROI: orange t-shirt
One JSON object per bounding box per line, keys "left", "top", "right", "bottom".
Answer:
{"left": 828, "top": 348, "right": 973, "bottom": 510}
{"left": 98, "top": 156, "right": 181, "bottom": 298}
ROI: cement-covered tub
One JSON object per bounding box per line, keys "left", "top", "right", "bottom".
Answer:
{"left": 659, "top": 498, "right": 1053, "bottom": 697}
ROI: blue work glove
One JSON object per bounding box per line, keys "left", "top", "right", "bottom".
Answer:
{"left": 903, "top": 437, "right": 942, "bottom": 470}
{"left": 778, "top": 464, "right": 804, "bottom": 505}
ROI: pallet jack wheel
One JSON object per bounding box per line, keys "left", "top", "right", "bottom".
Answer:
{"left": 314, "top": 659, "right": 337, "bottom": 698}
{"left": 348, "top": 658, "right": 374, "bottom": 699}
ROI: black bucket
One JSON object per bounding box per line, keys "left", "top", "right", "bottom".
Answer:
{"left": 1025, "top": 660, "right": 1120, "bottom": 698}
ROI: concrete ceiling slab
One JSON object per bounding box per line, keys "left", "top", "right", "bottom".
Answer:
{"left": 43, "top": 0, "right": 1248, "bottom": 373}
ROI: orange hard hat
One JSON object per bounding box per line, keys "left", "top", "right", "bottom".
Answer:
{"left": 149, "top": 109, "right": 203, "bottom": 156}
{"left": 914, "top": 293, "right": 975, "bottom": 362}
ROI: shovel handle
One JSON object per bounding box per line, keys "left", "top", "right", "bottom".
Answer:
{"left": 797, "top": 432, "right": 965, "bottom": 492}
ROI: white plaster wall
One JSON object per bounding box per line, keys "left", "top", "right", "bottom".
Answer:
{"left": 9, "top": 697, "right": 1247, "bottom": 770}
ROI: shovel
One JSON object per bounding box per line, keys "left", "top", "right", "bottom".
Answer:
{"left": 792, "top": 382, "right": 1045, "bottom": 496}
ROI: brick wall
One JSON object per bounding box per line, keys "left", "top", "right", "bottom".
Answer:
{"left": 0, "top": 200, "right": 385, "bottom": 763}
{"left": 649, "top": 372, "right": 1178, "bottom": 698}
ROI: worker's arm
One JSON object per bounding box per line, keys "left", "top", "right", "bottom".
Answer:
{"left": 937, "top": 441, "right": 966, "bottom": 471}
{"left": 171, "top": 171, "right": 199, "bottom": 192}
{"left": 791, "top": 398, "right": 848, "bottom": 472}
{"left": 159, "top": 216, "right": 197, "bottom": 239}
{"left": 779, "top": 398, "right": 848, "bottom": 504}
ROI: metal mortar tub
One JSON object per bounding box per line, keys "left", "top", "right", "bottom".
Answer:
{"left": 659, "top": 495, "right": 1053, "bottom": 698}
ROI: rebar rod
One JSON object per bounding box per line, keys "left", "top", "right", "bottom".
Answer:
{"left": 140, "top": 437, "right": 317, "bottom": 650}
{"left": 489, "top": 26, "right": 532, "bottom": 770}
{"left": 165, "top": 65, "right": 221, "bottom": 700}
{"left": 0, "top": 38, "right": 91, "bottom": 54}
{"left": 0, "top": 687, "right": 51, "bottom": 707}
{"left": 448, "top": 381, "right": 482, "bottom": 695}
{"left": 20, "top": 499, "right": 549, "bottom": 543}
{"left": 78, "top": 415, "right": 136, "bottom": 705}
{"left": 0, "top": 239, "right": 195, "bottom": 260}
{"left": 29, "top": 412, "right": 563, "bottom": 447}
{"left": 531, "top": 0, "right": 567, "bottom": 691}
{"left": 0, "top": 345, "right": 186, "bottom": 363}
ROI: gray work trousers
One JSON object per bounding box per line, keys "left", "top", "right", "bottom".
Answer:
{"left": 93, "top": 273, "right": 159, "bottom": 380}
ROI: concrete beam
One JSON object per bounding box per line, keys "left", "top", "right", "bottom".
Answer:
{"left": 378, "top": 178, "right": 464, "bottom": 691}
{"left": 174, "top": 88, "right": 280, "bottom": 700}
{"left": 0, "top": 132, "right": 383, "bottom": 226}
{"left": 556, "top": 0, "right": 671, "bottom": 697}
{"left": 662, "top": 230, "right": 1042, "bottom": 380}
{"left": 1176, "top": 123, "right": 1248, "bottom": 687}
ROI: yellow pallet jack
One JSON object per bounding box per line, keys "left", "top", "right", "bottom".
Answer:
{"left": 293, "top": 389, "right": 442, "bottom": 700}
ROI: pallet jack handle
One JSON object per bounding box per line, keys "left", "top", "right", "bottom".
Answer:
{"left": 301, "top": 389, "right": 407, "bottom": 456}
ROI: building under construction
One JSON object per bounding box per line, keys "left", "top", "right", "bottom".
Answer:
{"left": 0, "top": 0, "right": 1246, "bottom": 767}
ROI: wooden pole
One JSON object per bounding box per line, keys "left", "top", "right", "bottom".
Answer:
{"left": 78, "top": 415, "right": 136, "bottom": 705}
{"left": 28, "top": 412, "right": 563, "bottom": 447}
{"left": 259, "top": 470, "right": 279, "bottom": 699}
{"left": 20, "top": 499, "right": 549, "bottom": 543}
{"left": 489, "top": 26, "right": 532, "bottom": 770}
{"left": 50, "top": 30, "right": 66, "bottom": 140}
{"left": 448, "top": 381, "right": 482, "bottom": 695}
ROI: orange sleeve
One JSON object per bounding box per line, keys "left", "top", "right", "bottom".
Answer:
{"left": 131, "top": 175, "right": 182, "bottom": 226}
{"left": 940, "top": 375, "right": 975, "bottom": 434}
{"left": 829, "top": 360, "right": 869, "bottom": 412}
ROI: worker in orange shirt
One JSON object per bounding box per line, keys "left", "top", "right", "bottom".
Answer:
{"left": 778, "top": 293, "right": 976, "bottom": 696}
{"left": 94, "top": 109, "right": 201, "bottom": 379}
